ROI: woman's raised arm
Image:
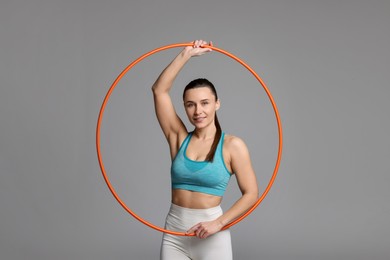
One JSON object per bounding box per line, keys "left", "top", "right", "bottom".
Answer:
{"left": 151, "top": 40, "right": 212, "bottom": 152}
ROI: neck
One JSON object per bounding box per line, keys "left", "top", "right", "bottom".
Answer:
{"left": 193, "top": 125, "right": 217, "bottom": 140}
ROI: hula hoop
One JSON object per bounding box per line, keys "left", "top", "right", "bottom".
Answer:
{"left": 96, "top": 42, "right": 283, "bottom": 236}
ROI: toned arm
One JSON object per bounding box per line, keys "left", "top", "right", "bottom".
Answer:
{"left": 151, "top": 40, "right": 213, "bottom": 158}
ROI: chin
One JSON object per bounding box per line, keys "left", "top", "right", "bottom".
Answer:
{"left": 193, "top": 122, "right": 211, "bottom": 129}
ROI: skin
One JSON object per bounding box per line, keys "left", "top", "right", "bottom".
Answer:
{"left": 152, "top": 40, "right": 259, "bottom": 239}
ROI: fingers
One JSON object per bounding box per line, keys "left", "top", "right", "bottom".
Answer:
{"left": 193, "top": 39, "right": 208, "bottom": 47}
{"left": 182, "top": 39, "right": 213, "bottom": 57}
{"left": 183, "top": 39, "right": 213, "bottom": 57}
{"left": 186, "top": 222, "right": 212, "bottom": 239}
{"left": 196, "top": 226, "right": 210, "bottom": 239}
{"left": 186, "top": 223, "right": 199, "bottom": 235}
{"left": 192, "top": 39, "right": 213, "bottom": 51}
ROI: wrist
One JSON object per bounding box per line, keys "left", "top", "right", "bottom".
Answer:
{"left": 216, "top": 217, "right": 228, "bottom": 227}
{"left": 180, "top": 48, "right": 192, "bottom": 59}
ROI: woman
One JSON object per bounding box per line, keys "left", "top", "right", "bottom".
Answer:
{"left": 152, "top": 40, "right": 258, "bottom": 260}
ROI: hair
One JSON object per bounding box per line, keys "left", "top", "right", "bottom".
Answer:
{"left": 183, "top": 78, "right": 222, "bottom": 162}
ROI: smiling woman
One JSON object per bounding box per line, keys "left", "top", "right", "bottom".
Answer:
{"left": 152, "top": 40, "right": 266, "bottom": 259}
{"left": 152, "top": 40, "right": 257, "bottom": 260}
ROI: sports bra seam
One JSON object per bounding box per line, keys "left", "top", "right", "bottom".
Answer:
{"left": 171, "top": 132, "right": 192, "bottom": 162}
{"left": 220, "top": 132, "right": 233, "bottom": 176}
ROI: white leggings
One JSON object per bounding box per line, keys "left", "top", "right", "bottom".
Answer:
{"left": 160, "top": 203, "right": 232, "bottom": 260}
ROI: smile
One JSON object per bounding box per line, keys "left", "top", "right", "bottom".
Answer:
{"left": 193, "top": 117, "right": 206, "bottom": 122}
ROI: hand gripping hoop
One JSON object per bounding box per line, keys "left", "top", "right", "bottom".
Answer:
{"left": 96, "top": 42, "right": 283, "bottom": 236}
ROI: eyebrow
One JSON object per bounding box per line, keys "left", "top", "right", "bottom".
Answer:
{"left": 185, "top": 99, "right": 210, "bottom": 104}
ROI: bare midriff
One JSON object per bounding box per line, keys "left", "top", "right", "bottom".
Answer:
{"left": 172, "top": 189, "right": 222, "bottom": 209}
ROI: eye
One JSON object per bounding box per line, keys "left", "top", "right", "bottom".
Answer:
{"left": 186, "top": 103, "right": 194, "bottom": 108}
{"left": 201, "top": 101, "right": 209, "bottom": 106}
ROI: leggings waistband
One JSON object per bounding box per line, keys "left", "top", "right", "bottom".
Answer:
{"left": 169, "top": 203, "right": 222, "bottom": 217}
{"left": 165, "top": 204, "right": 223, "bottom": 232}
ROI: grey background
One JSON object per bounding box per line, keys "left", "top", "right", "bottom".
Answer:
{"left": 1, "top": 0, "right": 389, "bottom": 259}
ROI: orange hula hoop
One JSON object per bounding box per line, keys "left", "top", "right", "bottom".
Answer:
{"left": 96, "top": 42, "right": 283, "bottom": 236}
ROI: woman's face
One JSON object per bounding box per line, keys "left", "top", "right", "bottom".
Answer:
{"left": 183, "top": 87, "right": 220, "bottom": 129}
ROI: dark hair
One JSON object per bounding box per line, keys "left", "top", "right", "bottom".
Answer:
{"left": 183, "top": 78, "right": 222, "bottom": 162}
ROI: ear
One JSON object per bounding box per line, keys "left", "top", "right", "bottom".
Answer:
{"left": 215, "top": 99, "right": 221, "bottom": 111}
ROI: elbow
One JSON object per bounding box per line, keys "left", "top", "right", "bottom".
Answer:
{"left": 241, "top": 184, "right": 259, "bottom": 204}
{"left": 251, "top": 192, "right": 259, "bottom": 205}
{"left": 151, "top": 84, "right": 157, "bottom": 94}
{"left": 151, "top": 83, "right": 166, "bottom": 96}
{"left": 243, "top": 190, "right": 259, "bottom": 206}
{"left": 249, "top": 188, "right": 260, "bottom": 205}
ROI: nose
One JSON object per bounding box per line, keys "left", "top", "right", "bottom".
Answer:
{"left": 195, "top": 104, "right": 202, "bottom": 115}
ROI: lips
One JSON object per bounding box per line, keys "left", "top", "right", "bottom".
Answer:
{"left": 193, "top": 117, "right": 206, "bottom": 123}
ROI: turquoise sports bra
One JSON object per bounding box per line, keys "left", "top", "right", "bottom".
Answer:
{"left": 171, "top": 132, "right": 232, "bottom": 196}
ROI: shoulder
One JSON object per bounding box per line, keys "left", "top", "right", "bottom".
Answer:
{"left": 223, "top": 134, "right": 252, "bottom": 173}
{"left": 224, "top": 134, "right": 246, "bottom": 148}
{"left": 223, "top": 134, "right": 250, "bottom": 156}
{"left": 223, "top": 134, "right": 254, "bottom": 175}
